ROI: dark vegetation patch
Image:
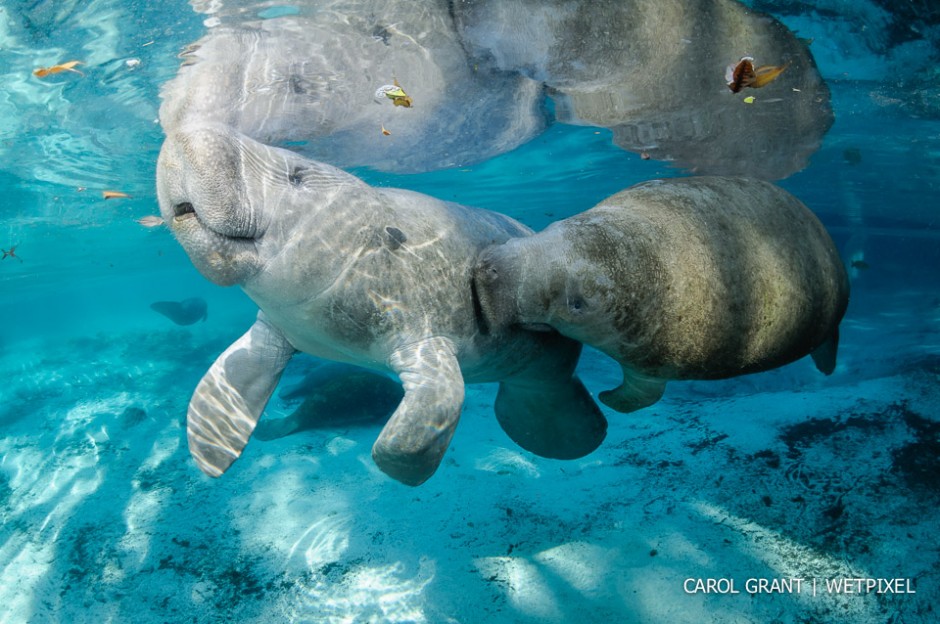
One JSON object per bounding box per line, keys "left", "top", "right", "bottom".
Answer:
{"left": 891, "top": 403, "right": 940, "bottom": 496}
{"left": 750, "top": 449, "right": 781, "bottom": 469}
{"left": 781, "top": 400, "right": 940, "bottom": 498}
{"left": 779, "top": 412, "right": 888, "bottom": 458}
{"left": 62, "top": 524, "right": 119, "bottom": 596}
{"left": 687, "top": 432, "right": 729, "bottom": 455}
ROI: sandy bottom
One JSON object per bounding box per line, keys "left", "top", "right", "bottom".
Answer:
{"left": 0, "top": 285, "right": 937, "bottom": 623}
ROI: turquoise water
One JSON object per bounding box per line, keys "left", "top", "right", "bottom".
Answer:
{"left": 1, "top": 1, "right": 939, "bottom": 623}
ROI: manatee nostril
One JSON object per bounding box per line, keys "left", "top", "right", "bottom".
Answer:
{"left": 174, "top": 202, "right": 196, "bottom": 219}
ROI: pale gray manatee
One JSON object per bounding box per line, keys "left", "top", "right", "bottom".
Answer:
{"left": 472, "top": 177, "right": 849, "bottom": 413}
{"left": 452, "top": 0, "right": 833, "bottom": 179}
{"left": 159, "top": 1, "right": 545, "bottom": 173}
{"left": 149, "top": 297, "right": 208, "bottom": 326}
{"left": 156, "top": 122, "right": 606, "bottom": 486}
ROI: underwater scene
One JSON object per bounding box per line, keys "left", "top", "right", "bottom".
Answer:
{"left": 1, "top": 0, "right": 938, "bottom": 622}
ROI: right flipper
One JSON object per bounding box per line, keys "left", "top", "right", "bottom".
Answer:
{"left": 372, "top": 336, "right": 465, "bottom": 486}
{"left": 810, "top": 327, "right": 839, "bottom": 375}
{"left": 598, "top": 364, "right": 667, "bottom": 413}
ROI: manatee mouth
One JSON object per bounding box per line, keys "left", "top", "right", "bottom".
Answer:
{"left": 170, "top": 200, "right": 261, "bottom": 242}
{"left": 167, "top": 198, "right": 263, "bottom": 286}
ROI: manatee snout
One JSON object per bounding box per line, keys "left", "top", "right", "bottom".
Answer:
{"left": 472, "top": 247, "right": 522, "bottom": 331}
{"left": 157, "top": 124, "right": 264, "bottom": 286}
{"left": 157, "top": 124, "right": 262, "bottom": 240}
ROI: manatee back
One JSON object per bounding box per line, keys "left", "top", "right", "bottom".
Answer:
{"left": 561, "top": 176, "right": 848, "bottom": 379}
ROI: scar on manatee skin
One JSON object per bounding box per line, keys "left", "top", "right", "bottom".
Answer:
{"left": 33, "top": 60, "right": 84, "bottom": 78}
{"left": 384, "top": 226, "right": 407, "bottom": 251}
{"left": 1, "top": 245, "right": 23, "bottom": 262}
{"left": 726, "top": 57, "right": 790, "bottom": 93}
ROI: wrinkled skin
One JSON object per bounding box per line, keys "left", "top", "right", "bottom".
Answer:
{"left": 156, "top": 123, "right": 607, "bottom": 485}
{"left": 473, "top": 177, "right": 849, "bottom": 413}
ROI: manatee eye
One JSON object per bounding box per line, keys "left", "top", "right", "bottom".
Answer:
{"left": 568, "top": 296, "right": 586, "bottom": 315}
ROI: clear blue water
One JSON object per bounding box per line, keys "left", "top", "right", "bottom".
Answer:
{"left": 1, "top": 1, "right": 938, "bottom": 622}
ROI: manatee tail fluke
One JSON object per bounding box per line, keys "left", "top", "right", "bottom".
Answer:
{"left": 599, "top": 365, "right": 667, "bottom": 413}
{"left": 495, "top": 375, "right": 607, "bottom": 459}
{"left": 810, "top": 327, "right": 839, "bottom": 375}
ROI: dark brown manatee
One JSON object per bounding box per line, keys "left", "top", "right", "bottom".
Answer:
{"left": 473, "top": 177, "right": 849, "bottom": 413}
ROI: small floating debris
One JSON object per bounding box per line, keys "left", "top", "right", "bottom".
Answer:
{"left": 33, "top": 60, "right": 84, "bottom": 78}
{"left": 103, "top": 190, "right": 131, "bottom": 199}
{"left": 381, "top": 124, "right": 391, "bottom": 136}
{"left": 743, "top": 95, "right": 756, "bottom": 104}
{"left": 137, "top": 215, "right": 165, "bottom": 228}
{"left": 726, "top": 56, "right": 789, "bottom": 93}
{"left": 374, "top": 78, "right": 413, "bottom": 107}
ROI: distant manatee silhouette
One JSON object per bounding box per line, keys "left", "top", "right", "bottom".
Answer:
{"left": 255, "top": 362, "right": 405, "bottom": 441}
{"left": 150, "top": 297, "right": 208, "bottom": 326}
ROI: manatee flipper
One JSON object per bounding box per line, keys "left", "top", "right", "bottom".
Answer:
{"left": 187, "top": 312, "right": 296, "bottom": 476}
{"left": 373, "top": 337, "right": 464, "bottom": 486}
{"left": 599, "top": 364, "right": 667, "bottom": 413}
{"left": 495, "top": 375, "right": 607, "bottom": 459}
{"left": 810, "top": 327, "right": 839, "bottom": 375}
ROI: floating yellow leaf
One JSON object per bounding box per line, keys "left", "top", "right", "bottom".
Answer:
{"left": 374, "top": 78, "right": 413, "bottom": 108}
{"left": 33, "top": 60, "right": 84, "bottom": 78}
{"left": 726, "top": 56, "right": 789, "bottom": 92}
